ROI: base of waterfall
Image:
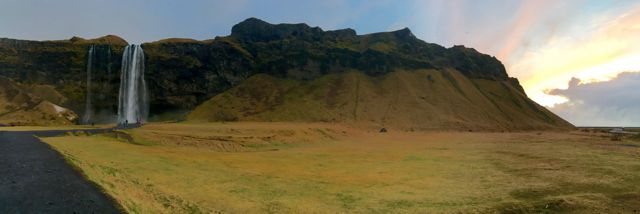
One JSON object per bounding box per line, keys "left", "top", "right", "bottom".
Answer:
{"left": 116, "top": 121, "right": 143, "bottom": 129}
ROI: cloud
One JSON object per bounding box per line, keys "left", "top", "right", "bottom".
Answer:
{"left": 504, "top": 2, "right": 640, "bottom": 106}
{"left": 403, "top": 0, "right": 523, "bottom": 51}
{"left": 397, "top": 0, "right": 640, "bottom": 109}
{"left": 548, "top": 72, "right": 640, "bottom": 126}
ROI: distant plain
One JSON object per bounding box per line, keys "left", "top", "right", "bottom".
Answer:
{"left": 41, "top": 122, "right": 640, "bottom": 213}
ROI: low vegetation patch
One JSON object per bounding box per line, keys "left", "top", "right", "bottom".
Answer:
{"left": 42, "top": 123, "right": 640, "bottom": 213}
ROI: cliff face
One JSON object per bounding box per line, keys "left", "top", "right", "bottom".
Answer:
{"left": 0, "top": 36, "right": 126, "bottom": 123}
{"left": 0, "top": 18, "right": 572, "bottom": 129}
{"left": 141, "top": 18, "right": 510, "bottom": 115}
{"left": 142, "top": 38, "right": 253, "bottom": 114}
{"left": 228, "top": 18, "right": 507, "bottom": 79}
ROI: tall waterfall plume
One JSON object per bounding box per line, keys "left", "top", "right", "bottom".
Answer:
{"left": 81, "top": 45, "right": 95, "bottom": 124}
{"left": 117, "top": 44, "right": 148, "bottom": 124}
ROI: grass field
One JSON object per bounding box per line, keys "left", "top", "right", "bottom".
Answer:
{"left": 42, "top": 122, "right": 640, "bottom": 213}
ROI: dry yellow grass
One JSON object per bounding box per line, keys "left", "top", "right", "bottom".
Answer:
{"left": 187, "top": 70, "right": 573, "bottom": 131}
{"left": 43, "top": 122, "right": 640, "bottom": 213}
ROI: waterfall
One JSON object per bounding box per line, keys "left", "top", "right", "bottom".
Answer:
{"left": 117, "top": 44, "right": 148, "bottom": 124}
{"left": 106, "top": 46, "right": 112, "bottom": 77}
{"left": 81, "top": 45, "right": 95, "bottom": 124}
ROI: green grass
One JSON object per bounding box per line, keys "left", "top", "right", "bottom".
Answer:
{"left": 42, "top": 123, "right": 640, "bottom": 213}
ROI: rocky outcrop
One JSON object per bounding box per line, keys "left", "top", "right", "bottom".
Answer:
{"left": 0, "top": 36, "right": 125, "bottom": 123}
{"left": 140, "top": 18, "right": 510, "bottom": 116}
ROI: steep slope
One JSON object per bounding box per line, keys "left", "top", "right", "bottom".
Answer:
{"left": 188, "top": 70, "right": 573, "bottom": 131}
{"left": 140, "top": 17, "right": 511, "bottom": 115}
{"left": 0, "top": 77, "right": 77, "bottom": 125}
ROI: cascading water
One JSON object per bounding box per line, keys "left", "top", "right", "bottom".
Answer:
{"left": 107, "top": 47, "right": 112, "bottom": 76}
{"left": 81, "top": 45, "right": 95, "bottom": 124}
{"left": 117, "top": 44, "right": 148, "bottom": 124}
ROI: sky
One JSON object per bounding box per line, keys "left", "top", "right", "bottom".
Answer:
{"left": 1, "top": 0, "right": 639, "bottom": 126}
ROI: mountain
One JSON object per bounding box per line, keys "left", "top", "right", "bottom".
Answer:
{"left": 0, "top": 18, "right": 573, "bottom": 129}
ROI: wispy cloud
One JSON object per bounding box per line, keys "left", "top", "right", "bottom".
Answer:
{"left": 495, "top": 0, "right": 551, "bottom": 60}
{"left": 512, "top": 4, "right": 640, "bottom": 106}
{"left": 402, "top": 0, "right": 640, "bottom": 108}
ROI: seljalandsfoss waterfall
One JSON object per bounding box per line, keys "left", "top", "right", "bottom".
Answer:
{"left": 117, "top": 44, "right": 148, "bottom": 124}
{"left": 81, "top": 45, "right": 95, "bottom": 124}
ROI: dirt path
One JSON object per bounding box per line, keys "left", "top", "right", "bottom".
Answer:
{"left": 0, "top": 129, "right": 123, "bottom": 213}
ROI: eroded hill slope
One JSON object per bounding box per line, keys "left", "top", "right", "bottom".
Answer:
{"left": 188, "top": 70, "right": 573, "bottom": 131}
{"left": 0, "top": 77, "right": 77, "bottom": 125}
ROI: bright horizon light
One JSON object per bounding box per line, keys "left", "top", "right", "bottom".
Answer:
{"left": 500, "top": 5, "right": 640, "bottom": 107}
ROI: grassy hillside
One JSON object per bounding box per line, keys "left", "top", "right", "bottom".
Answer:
{"left": 188, "top": 69, "right": 573, "bottom": 131}
{"left": 0, "top": 77, "right": 77, "bottom": 125}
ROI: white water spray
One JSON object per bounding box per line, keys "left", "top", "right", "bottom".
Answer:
{"left": 81, "top": 45, "right": 94, "bottom": 124}
{"left": 117, "top": 44, "right": 148, "bottom": 124}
